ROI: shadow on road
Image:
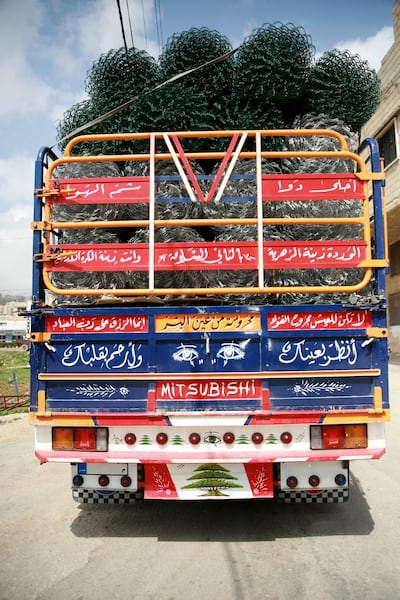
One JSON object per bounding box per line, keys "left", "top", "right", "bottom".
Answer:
{"left": 70, "top": 472, "right": 374, "bottom": 541}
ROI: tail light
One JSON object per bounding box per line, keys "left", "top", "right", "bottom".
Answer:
{"left": 121, "top": 476, "right": 132, "bottom": 488}
{"left": 286, "top": 476, "right": 298, "bottom": 489}
{"left": 308, "top": 475, "right": 320, "bottom": 487}
{"left": 52, "top": 427, "right": 108, "bottom": 451}
{"left": 310, "top": 424, "right": 367, "bottom": 450}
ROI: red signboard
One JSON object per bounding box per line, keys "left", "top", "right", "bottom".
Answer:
{"left": 45, "top": 240, "right": 367, "bottom": 272}
{"left": 267, "top": 310, "right": 372, "bottom": 331}
{"left": 48, "top": 177, "right": 150, "bottom": 204}
{"left": 262, "top": 173, "right": 365, "bottom": 201}
{"left": 156, "top": 379, "right": 262, "bottom": 401}
{"left": 45, "top": 314, "right": 148, "bottom": 333}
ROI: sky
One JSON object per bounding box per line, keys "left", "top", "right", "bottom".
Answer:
{"left": 0, "top": 0, "right": 395, "bottom": 297}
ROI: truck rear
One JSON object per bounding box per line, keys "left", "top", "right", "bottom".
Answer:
{"left": 28, "top": 128, "right": 389, "bottom": 503}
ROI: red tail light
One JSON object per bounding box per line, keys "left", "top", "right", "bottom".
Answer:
{"left": 52, "top": 427, "right": 108, "bottom": 451}
{"left": 75, "top": 428, "right": 97, "bottom": 450}
{"left": 322, "top": 425, "right": 345, "bottom": 449}
{"left": 310, "top": 425, "right": 367, "bottom": 450}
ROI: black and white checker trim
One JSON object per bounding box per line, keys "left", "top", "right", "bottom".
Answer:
{"left": 276, "top": 488, "right": 349, "bottom": 504}
{"left": 72, "top": 488, "right": 141, "bottom": 504}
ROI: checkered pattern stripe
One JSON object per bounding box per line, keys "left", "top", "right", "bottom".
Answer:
{"left": 72, "top": 489, "right": 140, "bottom": 504}
{"left": 276, "top": 488, "right": 349, "bottom": 504}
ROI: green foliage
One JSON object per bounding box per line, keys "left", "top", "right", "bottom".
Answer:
{"left": 0, "top": 348, "right": 30, "bottom": 401}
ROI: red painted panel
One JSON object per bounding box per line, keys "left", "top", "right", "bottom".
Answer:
{"left": 156, "top": 379, "right": 262, "bottom": 402}
{"left": 267, "top": 310, "right": 372, "bottom": 331}
{"left": 243, "top": 463, "right": 274, "bottom": 497}
{"left": 46, "top": 240, "right": 367, "bottom": 272}
{"left": 144, "top": 464, "right": 179, "bottom": 499}
{"left": 48, "top": 177, "right": 150, "bottom": 204}
{"left": 45, "top": 314, "right": 148, "bottom": 333}
{"left": 262, "top": 173, "right": 365, "bottom": 201}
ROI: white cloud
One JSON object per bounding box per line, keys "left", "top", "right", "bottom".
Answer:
{"left": 336, "top": 25, "right": 394, "bottom": 71}
{"left": 0, "top": 0, "right": 54, "bottom": 117}
{"left": 0, "top": 220, "right": 32, "bottom": 294}
{"left": 0, "top": 157, "right": 33, "bottom": 209}
{"left": 0, "top": 155, "right": 38, "bottom": 294}
{"left": 76, "top": 0, "right": 159, "bottom": 60}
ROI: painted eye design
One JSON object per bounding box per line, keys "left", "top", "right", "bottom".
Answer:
{"left": 216, "top": 343, "right": 245, "bottom": 365}
{"left": 204, "top": 432, "right": 222, "bottom": 446}
{"left": 172, "top": 344, "right": 199, "bottom": 366}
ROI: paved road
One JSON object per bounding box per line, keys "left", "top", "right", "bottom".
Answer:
{"left": 1, "top": 363, "right": 400, "bottom": 600}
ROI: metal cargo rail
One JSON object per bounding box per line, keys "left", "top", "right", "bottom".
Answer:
{"left": 32, "top": 129, "right": 387, "bottom": 300}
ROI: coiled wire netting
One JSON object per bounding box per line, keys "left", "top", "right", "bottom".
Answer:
{"left": 306, "top": 49, "right": 380, "bottom": 132}
{"left": 51, "top": 23, "right": 380, "bottom": 305}
{"left": 49, "top": 115, "right": 370, "bottom": 306}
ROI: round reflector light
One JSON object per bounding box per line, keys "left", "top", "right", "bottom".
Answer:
{"left": 72, "top": 475, "right": 84, "bottom": 487}
{"left": 280, "top": 431, "right": 292, "bottom": 444}
{"left": 121, "top": 475, "right": 132, "bottom": 488}
{"left": 156, "top": 432, "right": 168, "bottom": 445}
{"left": 286, "top": 476, "right": 298, "bottom": 489}
{"left": 335, "top": 474, "right": 347, "bottom": 486}
{"left": 98, "top": 475, "right": 110, "bottom": 487}
{"left": 252, "top": 432, "right": 264, "bottom": 445}
{"left": 308, "top": 475, "right": 320, "bottom": 488}
{"left": 124, "top": 433, "right": 136, "bottom": 445}
{"left": 189, "top": 433, "right": 201, "bottom": 445}
{"left": 223, "top": 432, "right": 235, "bottom": 444}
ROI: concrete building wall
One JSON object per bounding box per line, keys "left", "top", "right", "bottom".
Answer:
{"left": 361, "top": 0, "right": 400, "bottom": 352}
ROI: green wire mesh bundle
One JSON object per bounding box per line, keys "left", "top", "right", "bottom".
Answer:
{"left": 305, "top": 49, "right": 380, "bottom": 132}
{"left": 58, "top": 47, "right": 160, "bottom": 155}
{"left": 56, "top": 100, "right": 102, "bottom": 154}
{"left": 155, "top": 27, "right": 236, "bottom": 154}
{"left": 159, "top": 27, "right": 234, "bottom": 106}
{"left": 234, "top": 23, "right": 315, "bottom": 127}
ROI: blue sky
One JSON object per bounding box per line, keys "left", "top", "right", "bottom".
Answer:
{"left": 0, "top": 0, "right": 395, "bottom": 295}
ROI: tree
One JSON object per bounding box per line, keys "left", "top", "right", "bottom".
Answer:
{"left": 181, "top": 463, "right": 243, "bottom": 496}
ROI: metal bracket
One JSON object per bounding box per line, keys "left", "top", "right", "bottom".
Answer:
{"left": 28, "top": 332, "right": 51, "bottom": 343}
{"left": 35, "top": 185, "right": 76, "bottom": 198}
{"left": 366, "top": 327, "right": 388, "bottom": 338}
{"left": 355, "top": 172, "right": 385, "bottom": 181}
{"left": 33, "top": 248, "right": 78, "bottom": 263}
{"left": 359, "top": 259, "right": 389, "bottom": 268}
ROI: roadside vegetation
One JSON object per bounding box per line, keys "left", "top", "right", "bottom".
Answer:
{"left": 0, "top": 347, "right": 30, "bottom": 415}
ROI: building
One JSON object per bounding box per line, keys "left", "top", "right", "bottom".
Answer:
{"left": 361, "top": 0, "right": 400, "bottom": 352}
{"left": 0, "top": 302, "right": 29, "bottom": 344}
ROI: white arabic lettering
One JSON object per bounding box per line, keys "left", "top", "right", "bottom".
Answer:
{"left": 61, "top": 342, "right": 143, "bottom": 370}
{"left": 278, "top": 338, "right": 358, "bottom": 366}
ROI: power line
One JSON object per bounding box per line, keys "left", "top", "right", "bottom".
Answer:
{"left": 154, "top": 0, "right": 163, "bottom": 55}
{"left": 125, "top": 0, "right": 135, "bottom": 47}
{"left": 141, "top": 0, "right": 148, "bottom": 51}
{"left": 116, "top": 0, "right": 129, "bottom": 53}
